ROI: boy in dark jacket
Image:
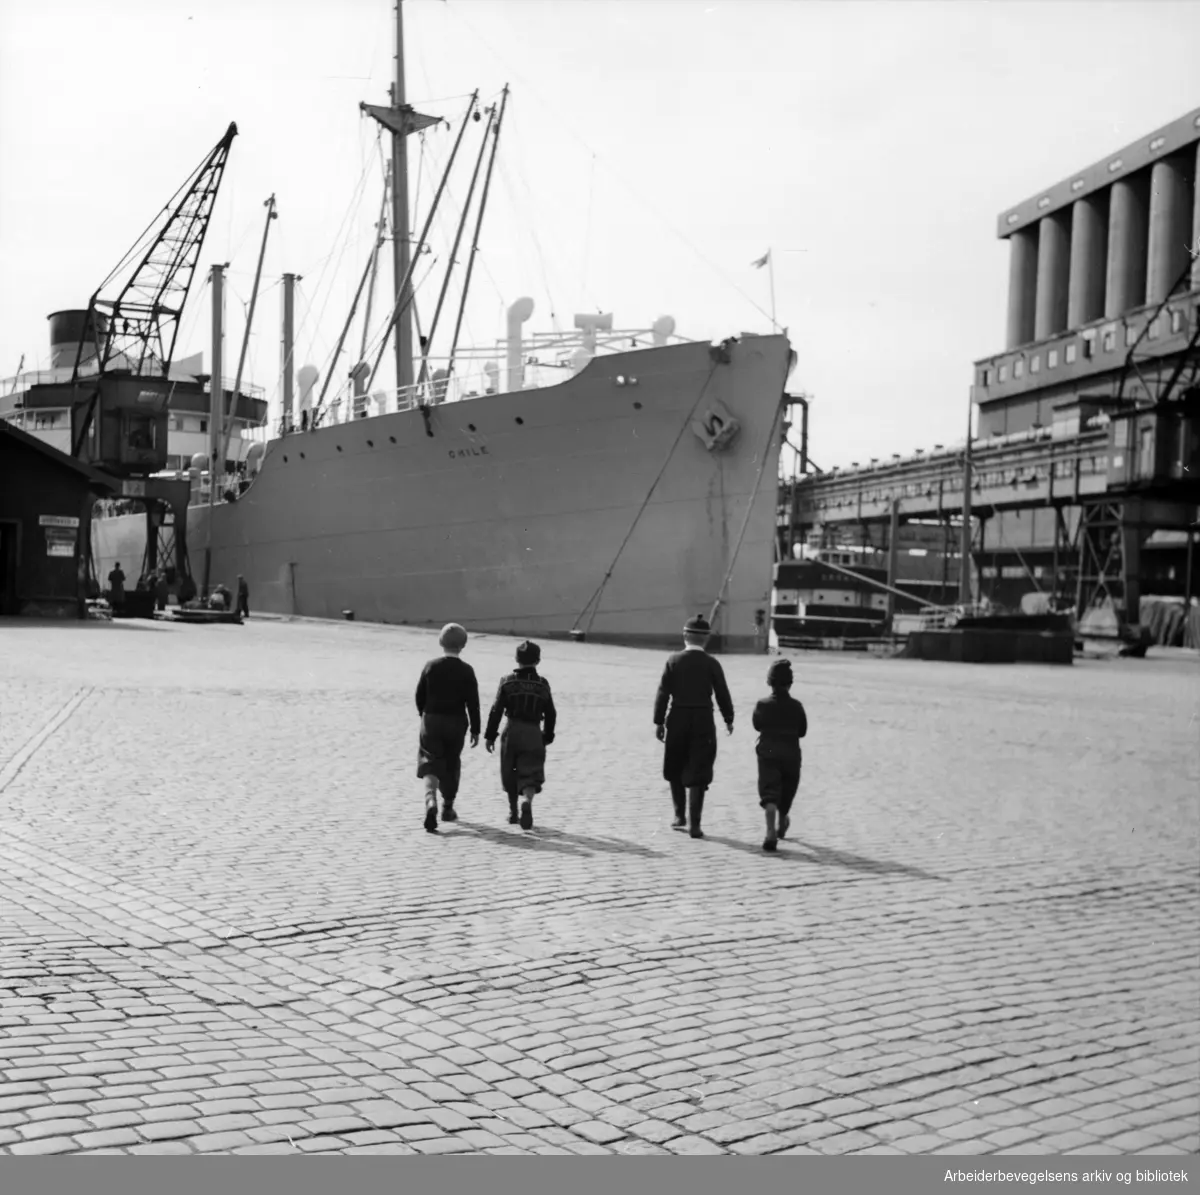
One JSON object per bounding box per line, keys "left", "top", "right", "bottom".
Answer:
{"left": 653, "top": 614, "right": 734, "bottom": 839}
{"left": 485, "top": 640, "right": 556, "bottom": 830}
{"left": 752, "top": 658, "right": 807, "bottom": 852}
{"left": 415, "top": 622, "right": 481, "bottom": 833}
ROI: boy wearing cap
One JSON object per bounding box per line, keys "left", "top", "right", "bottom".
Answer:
{"left": 484, "top": 640, "right": 557, "bottom": 830}
{"left": 653, "top": 615, "right": 735, "bottom": 839}
{"left": 752, "top": 658, "right": 807, "bottom": 852}
{"left": 415, "top": 623, "right": 481, "bottom": 833}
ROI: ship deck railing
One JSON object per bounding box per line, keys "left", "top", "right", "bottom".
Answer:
{"left": 1, "top": 364, "right": 267, "bottom": 405}
{"left": 296, "top": 328, "right": 700, "bottom": 428}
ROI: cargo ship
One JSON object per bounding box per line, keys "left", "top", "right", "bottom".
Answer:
{"left": 9, "top": 2, "right": 798, "bottom": 651}
{"left": 85, "top": 330, "right": 795, "bottom": 650}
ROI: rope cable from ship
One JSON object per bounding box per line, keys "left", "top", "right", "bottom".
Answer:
{"left": 358, "top": 93, "right": 485, "bottom": 397}
{"left": 990, "top": 518, "right": 1044, "bottom": 597}
{"left": 360, "top": 250, "right": 443, "bottom": 371}
{"left": 495, "top": 104, "right": 561, "bottom": 334}
{"left": 572, "top": 359, "right": 722, "bottom": 639}
{"left": 440, "top": 0, "right": 775, "bottom": 331}
{"left": 579, "top": 150, "right": 597, "bottom": 313}
{"left": 93, "top": 143, "right": 224, "bottom": 295}
{"left": 176, "top": 273, "right": 210, "bottom": 367}
{"left": 296, "top": 128, "right": 385, "bottom": 381}
{"left": 704, "top": 402, "right": 790, "bottom": 635}
{"left": 415, "top": 116, "right": 489, "bottom": 365}
{"left": 408, "top": 86, "right": 514, "bottom": 363}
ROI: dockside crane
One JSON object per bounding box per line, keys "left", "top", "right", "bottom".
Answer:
{"left": 68, "top": 123, "right": 239, "bottom": 602}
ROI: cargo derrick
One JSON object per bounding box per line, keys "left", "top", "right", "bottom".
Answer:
{"left": 69, "top": 123, "right": 239, "bottom": 603}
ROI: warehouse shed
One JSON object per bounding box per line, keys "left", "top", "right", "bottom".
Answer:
{"left": 0, "top": 421, "right": 117, "bottom": 617}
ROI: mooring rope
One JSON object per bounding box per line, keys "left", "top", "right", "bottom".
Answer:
{"left": 706, "top": 400, "right": 788, "bottom": 634}
{"left": 572, "top": 360, "right": 721, "bottom": 639}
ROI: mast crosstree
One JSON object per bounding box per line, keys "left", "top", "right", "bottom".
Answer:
{"left": 360, "top": 0, "right": 440, "bottom": 400}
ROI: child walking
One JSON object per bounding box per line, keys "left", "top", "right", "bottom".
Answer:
{"left": 652, "top": 614, "right": 735, "bottom": 839}
{"left": 484, "top": 640, "right": 557, "bottom": 830}
{"left": 752, "top": 658, "right": 807, "bottom": 852}
{"left": 415, "top": 623, "right": 481, "bottom": 833}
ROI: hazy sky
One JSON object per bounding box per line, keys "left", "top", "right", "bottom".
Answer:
{"left": 2, "top": 0, "right": 1198, "bottom": 469}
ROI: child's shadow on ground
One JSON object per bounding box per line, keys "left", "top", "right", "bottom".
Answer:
{"left": 451, "top": 821, "right": 665, "bottom": 860}
{"left": 703, "top": 834, "right": 946, "bottom": 882}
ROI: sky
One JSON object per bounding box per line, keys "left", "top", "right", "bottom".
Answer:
{"left": 2, "top": 0, "right": 1199, "bottom": 470}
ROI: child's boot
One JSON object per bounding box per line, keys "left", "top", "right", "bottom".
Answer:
{"left": 423, "top": 777, "right": 439, "bottom": 833}
{"left": 519, "top": 787, "right": 535, "bottom": 831}
{"left": 670, "top": 782, "right": 687, "bottom": 831}
{"left": 763, "top": 804, "right": 778, "bottom": 852}
{"left": 687, "top": 787, "right": 705, "bottom": 839}
{"left": 507, "top": 794, "right": 520, "bottom": 825}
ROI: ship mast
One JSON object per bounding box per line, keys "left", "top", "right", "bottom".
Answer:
{"left": 360, "top": 1, "right": 440, "bottom": 406}
{"left": 391, "top": 1, "right": 414, "bottom": 401}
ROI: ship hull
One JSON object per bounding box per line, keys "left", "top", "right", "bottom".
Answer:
{"left": 92, "top": 335, "right": 793, "bottom": 651}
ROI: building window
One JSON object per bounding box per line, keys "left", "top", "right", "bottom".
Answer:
{"left": 1147, "top": 318, "right": 1160, "bottom": 341}
{"left": 200, "top": 419, "right": 208, "bottom": 433}
{"left": 1065, "top": 343, "right": 1077, "bottom": 364}
{"left": 1170, "top": 309, "right": 1184, "bottom": 334}
{"left": 1014, "top": 359, "right": 1025, "bottom": 378}
{"left": 998, "top": 364, "right": 1009, "bottom": 382}
{"left": 981, "top": 368, "right": 991, "bottom": 386}
{"left": 1030, "top": 355, "right": 1041, "bottom": 374}
{"left": 1048, "top": 349, "right": 1059, "bottom": 368}
{"left": 1102, "top": 330, "right": 1115, "bottom": 352}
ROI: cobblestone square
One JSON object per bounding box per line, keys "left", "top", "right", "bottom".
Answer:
{"left": 0, "top": 617, "right": 1196, "bottom": 1156}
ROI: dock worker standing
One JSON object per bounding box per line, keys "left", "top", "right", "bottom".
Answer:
{"left": 415, "top": 623, "right": 481, "bottom": 833}
{"left": 236, "top": 575, "right": 250, "bottom": 619}
{"left": 485, "top": 640, "right": 556, "bottom": 831}
{"left": 107, "top": 562, "right": 126, "bottom": 615}
{"left": 653, "top": 614, "right": 734, "bottom": 839}
{"left": 154, "top": 570, "right": 169, "bottom": 612}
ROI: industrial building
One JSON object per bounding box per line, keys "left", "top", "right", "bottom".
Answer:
{"left": 785, "top": 106, "right": 1200, "bottom": 631}
{"left": 970, "top": 107, "right": 1199, "bottom": 603}
{"left": 0, "top": 421, "right": 117, "bottom": 617}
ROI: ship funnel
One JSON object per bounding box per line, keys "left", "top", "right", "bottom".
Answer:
{"left": 297, "top": 364, "right": 319, "bottom": 412}
{"left": 483, "top": 361, "right": 499, "bottom": 395}
{"left": 651, "top": 316, "right": 675, "bottom": 346}
{"left": 505, "top": 298, "right": 535, "bottom": 393}
{"left": 48, "top": 309, "right": 108, "bottom": 372}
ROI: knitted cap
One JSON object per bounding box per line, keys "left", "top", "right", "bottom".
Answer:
{"left": 767, "top": 658, "right": 793, "bottom": 687}
{"left": 515, "top": 639, "right": 541, "bottom": 665}
{"left": 683, "top": 615, "right": 711, "bottom": 638}
{"left": 439, "top": 623, "right": 468, "bottom": 651}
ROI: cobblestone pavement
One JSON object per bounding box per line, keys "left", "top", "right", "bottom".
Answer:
{"left": 0, "top": 617, "right": 1196, "bottom": 1157}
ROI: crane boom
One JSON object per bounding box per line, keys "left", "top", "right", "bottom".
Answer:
{"left": 74, "top": 122, "right": 239, "bottom": 382}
